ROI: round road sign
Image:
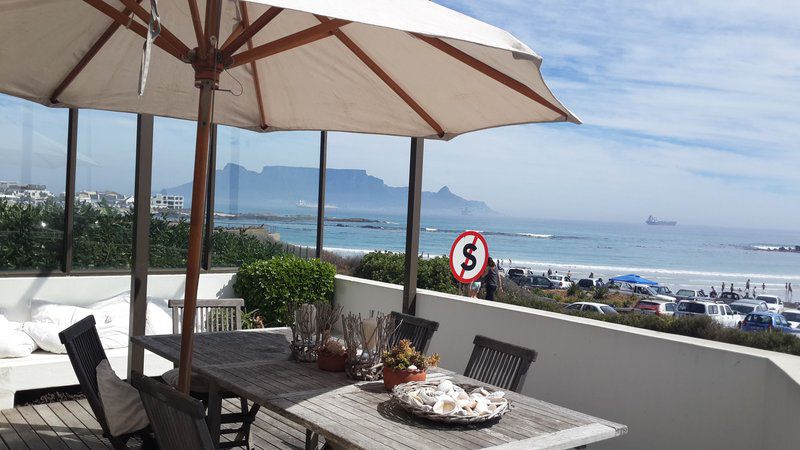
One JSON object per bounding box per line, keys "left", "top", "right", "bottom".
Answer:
{"left": 449, "top": 231, "right": 489, "bottom": 283}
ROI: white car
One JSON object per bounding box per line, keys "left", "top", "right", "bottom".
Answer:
{"left": 729, "top": 299, "right": 769, "bottom": 316}
{"left": 674, "top": 300, "right": 741, "bottom": 328}
{"left": 548, "top": 275, "right": 573, "bottom": 289}
{"left": 755, "top": 295, "right": 784, "bottom": 314}
{"left": 629, "top": 284, "right": 676, "bottom": 302}
{"left": 564, "top": 302, "right": 618, "bottom": 315}
{"left": 782, "top": 308, "right": 800, "bottom": 329}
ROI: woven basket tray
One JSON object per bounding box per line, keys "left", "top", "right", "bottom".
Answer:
{"left": 391, "top": 380, "right": 510, "bottom": 424}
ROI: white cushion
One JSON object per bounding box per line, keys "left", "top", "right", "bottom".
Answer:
{"left": 145, "top": 297, "right": 173, "bottom": 335}
{"left": 30, "top": 300, "right": 109, "bottom": 328}
{"left": 161, "top": 368, "right": 210, "bottom": 392}
{"left": 0, "top": 326, "right": 38, "bottom": 358}
{"left": 22, "top": 322, "right": 68, "bottom": 353}
{"left": 96, "top": 359, "right": 149, "bottom": 437}
{"left": 88, "top": 293, "right": 132, "bottom": 350}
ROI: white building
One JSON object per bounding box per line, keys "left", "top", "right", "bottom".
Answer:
{"left": 151, "top": 193, "right": 184, "bottom": 210}
{"left": 75, "top": 190, "right": 127, "bottom": 209}
{"left": 0, "top": 181, "right": 53, "bottom": 205}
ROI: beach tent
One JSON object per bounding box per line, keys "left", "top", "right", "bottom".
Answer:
{"left": 0, "top": 0, "right": 577, "bottom": 392}
{"left": 610, "top": 274, "right": 658, "bottom": 286}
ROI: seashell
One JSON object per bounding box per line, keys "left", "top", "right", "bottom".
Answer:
{"left": 407, "top": 364, "right": 418, "bottom": 371}
{"left": 404, "top": 391, "right": 424, "bottom": 407}
{"left": 420, "top": 405, "right": 433, "bottom": 412}
{"left": 487, "top": 391, "right": 505, "bottom": 399}
{"left": 473, "top": 396, "right": 491, "bottom": 415}
{"left": 433, "top": 398, "right": 459, "bottom": 415}
{"left": 436, "top": 379, "right": 453, "bottom": 393}
{"left": 471, "top": 387, "right": 490, "bottom": 397}
{"left": 418, "top": 388, "right": 438, "bottom": 406}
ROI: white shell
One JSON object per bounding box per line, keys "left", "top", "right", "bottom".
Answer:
{"left": 432, "top": 398, "right": 459, "bottom": 415}
{"left": 418, "top": 388, "right": 439, "bottom": 406}
{"left": 473, "top": 396, "right": 490, "bottom": 415}
{"left": 471, "top": 387, "right": 490, "bottom": 396}
{"left": 405, "top": 391, "right": 424, "bottom": 407}
{"left": 487, "top": 391, "right": 505, "bottom": 399}
{"left": 436, "top": 380, "right": 454, "bottom": 393}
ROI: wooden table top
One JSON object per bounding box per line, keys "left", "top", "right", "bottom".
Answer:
{"left": 133, "top": 331, "right": 627, "bottom": 449}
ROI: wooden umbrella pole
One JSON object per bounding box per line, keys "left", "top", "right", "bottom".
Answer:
{"left": 177, "top": 78, "right": 215, "bottom": 393}
{"left": 177, "top": 0, "right": 222, "bottom": 394}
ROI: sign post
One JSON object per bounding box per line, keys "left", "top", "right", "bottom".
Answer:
{"left": 449, "top": 230, "right": 489, "bottom": 285}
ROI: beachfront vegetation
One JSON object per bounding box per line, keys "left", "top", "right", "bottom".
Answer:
{"left": 234, "top": 255, "right": 336, "bottom": 328}
{"left": 353, "top": 251, "right": 458, "bottom": 294}
{"left": 0, "top": 200, "right": 283, "bottom": 270}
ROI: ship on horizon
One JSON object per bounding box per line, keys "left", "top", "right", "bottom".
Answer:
{"left": 646, "top": 215, "right": 677, "bottom": 226}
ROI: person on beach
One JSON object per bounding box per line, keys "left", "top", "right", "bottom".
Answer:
{"left": 566, "top": 270, "right": 572, "bottom": 281}
{"left": 762, "top": 283, "right": 766, "bottom": 293}
{"left": 589, "top": 272, "right": 594, "bottom": 279}
{"left": 482, "top": 258, "right": 502, "bottom": 301}
{"left": 746, "top": 279, "right": 751, "bottom": 294}
{"left": 790, "top": 283, "right": 793, "bottom": 301}
{"left": 730, "top": 283, "right": 734, "bottom": 293}
{"left": 547, "top": 268, "right": 552, "bottom": 276}
{"left": 722, "top": 282, "right": 726, "bottom": 293}
{"left": 710, "top": 286, "right": 717, "bottom": 298}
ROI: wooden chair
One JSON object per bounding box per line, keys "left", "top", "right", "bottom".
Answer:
{"left": 131, "top": 372, "right": 215, "bottom": 450}
{"left": 389, "top": 311, "right": 439, "bottom": 354}
{"left": 463, "top": 335, "right": 538, "bottom": 393}
{"left": 167, "top": 298, "right": 256, "bottom": 449}
{"left": 58, "top": 316, "right": 155, "bottom": 450}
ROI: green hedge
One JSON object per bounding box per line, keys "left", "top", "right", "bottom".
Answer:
{"left": 234, "top": 255, "right": 336, "bottom": 327}
{"left": 353, "top": 251, "right": 458, "bottom": 294}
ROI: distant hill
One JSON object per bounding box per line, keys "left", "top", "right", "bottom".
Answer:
{"left": 164, "top": 164, "right": 495, "bottom": 216}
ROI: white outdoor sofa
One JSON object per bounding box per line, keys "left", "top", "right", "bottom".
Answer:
{"left": 0, "top": 272, "right": 236, "bottom": 410}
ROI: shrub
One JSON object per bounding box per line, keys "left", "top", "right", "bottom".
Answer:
{"left": 593, "top": 286, "right": 609, "bottom": 300}
{"left": 353, "top": 251, "right": 458, "bottom": 294}
{"left": 566, "top": 282, "right": 580, "bottom": 297}
{"left": 234, "top": 256, "right": 336, "bottom": 327}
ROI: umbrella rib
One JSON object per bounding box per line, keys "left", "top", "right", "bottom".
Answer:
{"left": 412, "top": 34, "right": 568, "bottom": 119}
{"left": 220, "top": 7, "right": 283, "bottom": 59}
{"left": 187, "top": 0, "right": 205, "bottom": 55}
{"left": 118, "top": 0, "right": 191, "bottom": 58}
{"left": 240, "top": 2, "right": 269, "bottom": 129}
{"left": 50, "top": 0, "right": 144, "bottom": 104}
{"left": 220, "top": 23, "right": 246, "bottom": 50}
{"left": 229, "top": 19, "right": 351, "bottom": 68}
{"left": 317, "top": 18, "right": 443, "bottom": 137}
{"left": 82, "top": 0, "right": 186, "bottom": 61}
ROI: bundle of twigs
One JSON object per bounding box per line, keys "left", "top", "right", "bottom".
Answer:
{"left": 341, "top": 311, "right": 396, "bottom": 380}
{"left": 289, "top": 301, "right": 343, "bottom": 362}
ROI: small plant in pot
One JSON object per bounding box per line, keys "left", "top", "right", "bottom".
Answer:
{"left": 316, "top": 334, "right": 347, "bottom": 372}
{"left": 381, "top": 339, "right": 440, "bottom": 391}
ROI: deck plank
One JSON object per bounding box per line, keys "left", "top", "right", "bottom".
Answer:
{"left": 31, "top": 404, "right": 89, "bottom": 450}
{"left": 45, "top": 403, "right": 108, "bottom": 450}
{"left": 1, "top": 408, "right": 48, "bottom": 450}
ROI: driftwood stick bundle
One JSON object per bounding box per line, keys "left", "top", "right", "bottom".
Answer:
{"left": 341, "top": 311, "right": 397, "bottom": 380}
{"left": 315, "top": 302, "right": 343, "bottom": 346}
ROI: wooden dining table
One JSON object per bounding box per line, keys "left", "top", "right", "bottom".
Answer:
{"left": 132, "top": 330, "right": 627, "bottom": 449}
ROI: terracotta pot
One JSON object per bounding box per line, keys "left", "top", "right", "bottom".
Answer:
{"left": 317, "top": 352, "right": 347, "bottom": 372}
{"left": 383, "top": 367, "right": 427, "bottom": 391}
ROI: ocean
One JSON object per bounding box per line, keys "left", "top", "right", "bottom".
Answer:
{"left": 217, "top": 211, "right": 800, "bottom": 294}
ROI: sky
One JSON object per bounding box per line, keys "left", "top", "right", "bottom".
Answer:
{"left": 1, "top": 1, "right": 799, "bottom": 229}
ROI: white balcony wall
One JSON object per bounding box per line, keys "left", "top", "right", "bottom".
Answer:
{"left": 334, "top": 275, "right": 800, "bottom": 449}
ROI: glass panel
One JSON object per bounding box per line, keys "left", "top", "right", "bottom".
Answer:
{"left": 0, "top": 95, "right": 67, "bottom": 271}
{"left": 150, "top": 117, "right": 197, "bottom": 269}
{"left": 73, "top": 110, "right": 137, "bottom": 270}
{"left": 212, "top": 127, "right": 318, "bottom": 267}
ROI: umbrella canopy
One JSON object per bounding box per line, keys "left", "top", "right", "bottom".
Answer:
{"left": 609, "top": 274, "right": 658, "bottom": 286}
{"left": 0, "top": 0, "right": 577, "bottom": 139}
{"left": 0, "top": 0, "right": 578, "bottom": 392}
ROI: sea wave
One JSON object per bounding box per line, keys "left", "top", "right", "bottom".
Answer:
{"left": 516, "top": 233, "right": 553, "bottom": 239}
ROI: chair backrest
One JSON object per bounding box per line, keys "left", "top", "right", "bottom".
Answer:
{"left": 58, "top": 315, "right": 113, "bottom": 437}
{"left": 169, "top": 298, "right": 244, "bottom": 334}
{"left": 389, "top": 311, "right": 439, "bottom": 354}
{"left": 463, "top": 335, "right": 538, "bottom": 393}
{"left": 131, "top": 372, "right": 215, "bottom": 450}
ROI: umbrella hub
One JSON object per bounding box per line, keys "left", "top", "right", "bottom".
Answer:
{"left": 190, "top": 46, "right": 224, "bottom": 87}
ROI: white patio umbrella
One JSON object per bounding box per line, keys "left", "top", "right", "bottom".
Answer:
{"left": 0, "top": 0, "right": 578, "bottom": 392}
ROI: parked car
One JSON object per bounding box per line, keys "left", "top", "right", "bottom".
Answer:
{"left": 652, "top": 286, "right": 674, "bottom": 297}
{"left": 564, "top": 302, "right": 618, "bottom": 315}
{"left": 521, "top": 275, "right": 555, "bottom": 290}
{"left": 718, "top": 292, "right": 741, "bottom": 303}
{"left": 729, "top": 299, "right": 769, "bottom": 316}
{"left": 632, "top": 299, "right": 676, "bottom": 316}
{"left": 674, "top": 289, "right": 707, "bottom": 301}
{"left": 576, "top": 278, "right": 602, "bottom": 290}
{"left": 627, "top": 284, "right": 676, "bottom": 301}
{"left": 755, "top": 295, "right": 784, "bottom": 314}
{"left": 506, "top": 267, "right": 530, "bottom": 284}
{"left": 739, "top": 312, "right": 799, "bottom": 335}
{"left": 674, "top": 300, "right": 740, "bottom": 328}
{"left": 548, "top": 274, "right": 573, "bottom": 289}
{"left": 782, "top": 308, "right": 800, "bottom": 329}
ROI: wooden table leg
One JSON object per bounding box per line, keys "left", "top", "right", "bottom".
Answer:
{"left": 305, "top": 429, "right": 319, "bottom": 450}
{"left": 206, "top": 381, "right": 222, "bottom": 449}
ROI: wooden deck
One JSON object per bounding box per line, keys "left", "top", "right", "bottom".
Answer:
{"left": 0, "top": 398, "right": 308, "bottom": 449}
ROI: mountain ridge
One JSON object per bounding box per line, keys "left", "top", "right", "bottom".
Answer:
{"left": 164, "top": 163, "right": 495, "bottom": 216}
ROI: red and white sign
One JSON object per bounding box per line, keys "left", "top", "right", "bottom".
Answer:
{"left": 449, "top": 231, "right": 489, "bottom": 283}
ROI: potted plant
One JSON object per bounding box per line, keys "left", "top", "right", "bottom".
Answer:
{"left": 317, "top": 335, "right": 347, "bottom": 372}
{"left": 381, "top": 339, "right": 440, "bottom": 390}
